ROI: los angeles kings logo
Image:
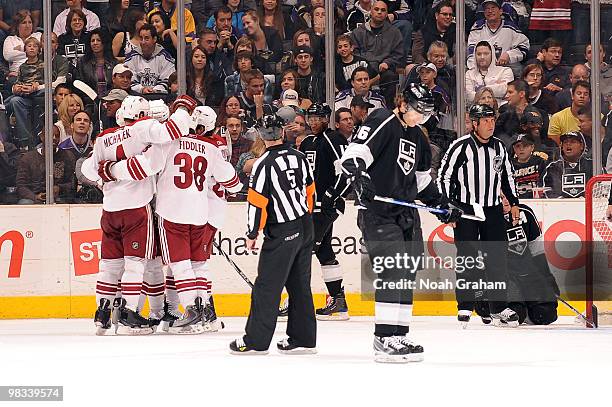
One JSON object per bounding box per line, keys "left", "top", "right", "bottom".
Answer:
{"left": 397, "top": 139, "right": 416, "bottom": 175}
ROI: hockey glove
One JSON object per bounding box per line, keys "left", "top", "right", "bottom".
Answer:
{"left": 352, "top": 171, "right": 375, "bottom": 208}
{"left": 320, "top": 188, "right": 343, "bottom": 220}
{"left": 98, "top": 160, "right": 117, "bottom": 183}
{"left": 170, "top": 94, "right": 198, "bottom": 114}
{"left": 436, "top": 202, "right": 463, "bottom": 224}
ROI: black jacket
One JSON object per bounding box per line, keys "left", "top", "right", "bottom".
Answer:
{"left": 75, "top": 57, "right": 116, "bottom": 96}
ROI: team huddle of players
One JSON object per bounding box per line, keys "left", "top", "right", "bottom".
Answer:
{"left": 82, "top": 94, "right": 242, "bottom": 335}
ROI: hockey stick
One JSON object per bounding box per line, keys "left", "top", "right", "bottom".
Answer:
{"left": 556, "top": 295, "right": 598, "bottom": 328}
{"left": 373, "top": 196, "right": 486, "bottom": 221}
{"left": 73, "top": 80, "right": 103, "bottom": 132}
{"left": 213, "top": 241, "right": 254, "bottom": 288}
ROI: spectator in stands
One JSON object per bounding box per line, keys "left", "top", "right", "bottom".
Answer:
{"left": 405, "top": 41, "right": 455, "bottom": 102}
{"left": 110, "top": 63, "right": 133, "bottom": 92}
{"left": 346, "top": 0, "right": 372, "bottom": 32}
{"left": 125, "top": 23, "right": 176, "bottom": 95}
{"left": 149, "top": 10, "right": 178, "bottom": 59}
{"left": 6, "top": 37, "right": 44, "bottom": 148}
{"left": 294, "top": 46, "right": 325, "bottom": 103}
{"left": 519, "top": 107, "right": 558, "bottom": 162}
{"left": 237, "top": 68, "right": 266, "bottom": 122}
{"left": 235, "top": 135, "right": 265, "bottom": 192}
{"left": 585, "top": 43, "right": 607, "bottom": 74}
{"left": 212, "top": 6, "right": 239, "bottom": 57}
{"left": 350, "top": 95, "right": 373, "bottom": 127}
{"left": 417, "top": 62, "right": 450, "bottom": 121}
{"left": 55, "top": 93, "right": 86, "bottom": 142}
{"left": 350, "top": 1, "right": 404, "bottom": 106}
{"left": 258, "top": 0, "right": 293, "bottom": 41}
{"left": 510, "top": 134, "right": 548, "bottom": 199}
{"left": 199, "top": 28, "right": 234, "bottom": 106}
{"left": 543, "top": 131, "right": 593, "bottom": 198}
{"left": 3, "top": 10, "right": 42, "bottom": 85}
{"left": 242, "top": 10, "right": 283, "bottom": 70}
{"left": 335, "top": 66, "right": 385, "bottom": 111}
{"left": 0, "top": 2, "right": 40, "bottom": 43}
{"left": 522, "top": 63, "right": 558, "bottom": 115}
{"left": 473, "top": 86, "right": 499, "bottom": 115}
{"left": 291, "top": 28, "right": 324, "bottom": 72}
{"left": 75, "top": 28, "right": 116, "bottom": 97}
{"left": 225, "top": 52, "right": 273, "bottom": 103}
{"left": 57, "top": 9, "right": 90, "bottom": 67}
{"left": 576, "top": 106, "right": 595, "bottom": 154}
{"left": 465, "top": 40, "right": 514, "bottom": 106}
{"left": 186, "top": 45, "right": 213, "bottom": 105}
{"left": 53, "top": 84, "right": 71, "bottom": 120}
{"left": 101, "top": 88, "right": 128, "bottom": 129}
{"left": 274, "top": 69, "right": 311, "bottom": 109}
{"left": 335, "top": 107, "right": 354, "bottom": 141}
{"left": 106, "top": 0, "right": 131, "bottom": 38}
{"left": 202, "top": 0, "right": 256, "bottom": 34}
{"left": 215, "top": 95, "right": 242, "bottom": 134}
{"left": 206, "top": 0, "right": 247, "bottom": 37}
{"left": 284, "top": 109, "right": 308, "bottom": 147}
{"left": 531, "top": 38, "right": 568, "bottom": 94}
{"left": 16, "top": 126, "right": 76, "bottom": 204}
{"left": 53, "top": 0, "right": 100, "bottom": 35}
{"left": 50, "top": 32, "right": 70, "bottom": 88}
{"left": 335, "top": 34, "right": 379, "bottom": 92}
{"left": 0, "top": 137, "right": 19, "bottom": 204}
{"left": 59, "top": 110, "right": 93, "bottom": 160}
{"left": 466, "top": 0, "right": 529, "bottom": 77}
{"left": 147, "top": 0, "right": 196, "bottom": 43}
{"left": 548, "top": 80, "right": 591, "bottom": 145}
{"left": 112, "top": 9, "right": 146, "bottom": 62}
{"left": 555, "top": 64, "right": 589, "bottom": 110}
{"left": 412, "top": 0, "right": 455, "bottom": 64}
{"left": 226, "top": 115, "right": 253, "bottom": 167}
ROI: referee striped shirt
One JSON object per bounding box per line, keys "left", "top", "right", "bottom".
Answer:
{"left": 438, "top": 134, "right": 519, "bottom": 207}
{"left": 247, "top": 144, "right": 315, "bottom": 239}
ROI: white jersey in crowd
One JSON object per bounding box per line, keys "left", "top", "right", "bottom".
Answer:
{"left": 205, "top": 134, "right": 232, "bottom": 229}
{"left": 82, "top": 109, "right": 192, "bottom": 212}
{"left": 110, "top": 133, "right": 241, "bottom": 226}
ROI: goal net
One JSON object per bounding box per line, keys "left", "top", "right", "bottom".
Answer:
{"left": 585, "top": 174, "right": 612, "bottom": 327}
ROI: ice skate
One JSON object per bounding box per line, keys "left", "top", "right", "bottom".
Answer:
{"left": 116, "top": 300, "right": 154, "bottom": 335}
{"left": 94, "top": 299, "right": 111, "bottom": 336}
{"left": 481, "top": 316, "right": 492, "bottom": 325}
{"left": 160, "top": 300, "right": 182, "bottom": 332}
{"left": 373, "top": 335, "right": 423, "bottom": 363}
{"left": 490, "top": 308, "right": 520, "bottom": 327}
{"left": 168, "top": 298, "right": 205, "bottom": 335}
{"left": 277, "top": 337, "right": 317, "bottom": 355}
{"left": 148, "top": 310, "right": 165, "bottom": 333}
{"left": 316, "top": 288, "right": 349, "bottom": 321}
{"left": 229, "top": 337, "right": 269, "bottom": 355}
{"left": 110, "top": 297, "right": 121, "bottom": 333}
{"left": 202, "top": 296, "right": 225, "bottom": 332}
{"left": 277, "top": 297, "right": 289, "bottom": 322}
{"left": 457, "top": 310, "right": 472, "bottom": 329}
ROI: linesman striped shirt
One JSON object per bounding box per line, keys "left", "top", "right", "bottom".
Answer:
{"left": 247, "top": 144, "right": 315, "bottom": 239}
{"left": 438, "top": 134, "right": 519, "bottom": 207}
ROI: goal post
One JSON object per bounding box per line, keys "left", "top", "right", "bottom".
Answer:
{"left": 585, "top": 174, "right": 612, "bottom": 327}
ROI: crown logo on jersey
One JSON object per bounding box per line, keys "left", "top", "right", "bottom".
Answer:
{"left": 397, "top": 139, "right": 416, "bottom": 175}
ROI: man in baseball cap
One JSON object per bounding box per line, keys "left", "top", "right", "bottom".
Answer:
{"left": 112, "top": 64, "right": 133, "bottom": 93}
{"left": 294, "top": 46, "right": 325, "bottom": 103}
{"left": 280, "top": 89, "right": 300, "bottom": 107}
{"left": 102, "top": 89, "right": 129, "bottom": 128}
{"left": 510, "top": 133, "right": 547, "bottom": 198}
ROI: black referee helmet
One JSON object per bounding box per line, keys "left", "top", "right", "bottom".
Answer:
{"left": 402, "top": 82, "right": 435, "bottom": 115}
{"left": 469, "top": 104, "right": 496, "bottom": 121}
{"left": 306, "top": 103, "right": 332, "bottom": 117}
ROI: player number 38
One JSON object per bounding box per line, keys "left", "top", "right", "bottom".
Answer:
{"left": 174, "top": 153, "right": 208, "bottom": 191}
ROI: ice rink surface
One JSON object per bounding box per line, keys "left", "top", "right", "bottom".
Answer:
{"left": 1, "top": 316, "right": 610, "bottom": 407}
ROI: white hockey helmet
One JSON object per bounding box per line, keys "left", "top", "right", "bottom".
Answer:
{"left": 120, "top": 95, "right": 151, "bottom": 121}
{"left": 190, "top": 106, "right": 217, "bottom": 133}
{"left": 115, "top": 105, "right": 125, "bottom": 126}
{"left": 149, "top": 99, "right": 170, "bottom": 122}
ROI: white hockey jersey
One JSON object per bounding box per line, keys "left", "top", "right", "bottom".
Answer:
{"left": 82, "top": 109, "right": 191, "bottom": 212}
{"left": 110, "top": 133, "right": 241, "bottom": 225}
{"left": 205, "top": 134, "right": 231, "bottom": 229}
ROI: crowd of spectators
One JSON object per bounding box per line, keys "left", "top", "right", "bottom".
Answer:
{"left": 1, "top": 0, "right": 612, "bottom": 205}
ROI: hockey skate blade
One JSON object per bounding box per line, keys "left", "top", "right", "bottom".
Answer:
{"left": 229, "top": 349, "right": 269, "bottom": 356}
{"left": 168, "top": 324, "right": 206, "bottom": 335}
{"left": 202, "top": 320, "right": 225, "bottom": 332}
{"left": 374, "top": 352, "right": 424, "bottom": 363}
{"left": 316, "top": 312, "right": 350, "bottom": 321}
{"left": 116, "top": 325, "right": 154, "bottom": 335}
{"left": 492, "top": 319, "right": 519, "bottom": 328}
{"left": 95, "top": 325, "right": 110, "bottom": 336}
{"left": 278, "top": 347, "right": 318, "bottom": 355}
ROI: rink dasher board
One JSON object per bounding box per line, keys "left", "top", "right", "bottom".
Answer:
{"left": 0, "top": 200, "right": 593, "bottom": 318}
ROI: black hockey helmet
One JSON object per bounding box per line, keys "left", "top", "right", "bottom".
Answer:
{"left": 306, "top": 103, "right": 332, "bottom": 117}
{"left": 402, "top": 82, "right": 435, "bottom": 115}
{"left": 469, "top": 104, "right": 496, "bottom": 121}
{"left": 257, "top": 106, "right": 297, "bottom": 140}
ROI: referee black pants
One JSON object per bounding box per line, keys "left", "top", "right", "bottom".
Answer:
{"left": 453, "top": 204, "right": 509, "bottom": 314}
{"left": 244, "top": 214, "right": 316, "bottom": 351}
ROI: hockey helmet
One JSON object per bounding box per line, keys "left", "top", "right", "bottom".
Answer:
{"left": 258, "top": 106, "right": 297, "bottom": 141}
{"left": 149, "top": 99, "right": 169, "bottom": 123}
{"left": 306, "top": 103, "right": 332, "bottom": 118}
{"left": 120, "top": 96, "right": 151, "bottom": 121}
{"left": 190, "top": 106, "right": 218, "bottom": 133}
{"left": 115, "top": 105, "right": 125, "bottom": 126}
{"left": 469, "top": 104, "right": 496, "bottom": 121}
{"left": 402, "top": 82, "right": 435, "bottom": 116}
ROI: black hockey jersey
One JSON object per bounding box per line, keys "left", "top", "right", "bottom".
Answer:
{"left": 339, "top": 108, "right": 438, "bottom": 215}
{"left": 511, "top": 154, "right": 547, "bottom": 199}
{"left": 299, "top": 129, "right": 349, "bottom": 211}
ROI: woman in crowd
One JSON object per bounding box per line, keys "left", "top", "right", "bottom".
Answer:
{"left": 186, "top": 46, "right": 213, "bottom": 105}
{"left": 3, "top": 10, "right": 42, "bottom": 86}
{"left": 235, "top": 135, "right": 266, "bottom": 190}
{"left": 75, "top": 28, "right": 117, "bottom": 97}
{"left": 148, "top": 10, "right": 178, "bottom": 59}
{"left": 215, "top": 95, "right": 243, "bottom": 133}
{"left": 465, "top": 40, "right": 514, "bottom": 106}
{"left": 241, "top": 10, "right": 283, "bottom": 73}
{"left": 522, "top": 63, "right": 558, "bottom": 115}
{"left": 112, "top": 8, "right": 146, "bottom": 62}
{"left": 258, "top": 0, "right": 293, "bottom": 41}
{"left": 292, "top": 28, "right": 323, "bottom": 71}
{"left": 107, "top": 0, "right": 131, "bottom": 38}
{"left": 55, "top": 94, "right": 90, "bottom": 142}
{"left": 57, "top": 9, "right": 90, "bottom": 67}
{"left": 473, "top": 86, "right": 499, "bottom": 116}
{"left": 274, "top": 69, "right": 312, "bottom": 110}
{"left": 234, "top": 35, "right": 268, "bottom": 73}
